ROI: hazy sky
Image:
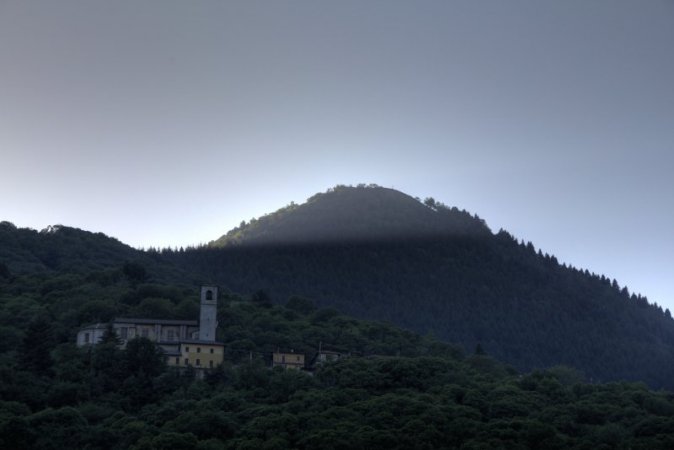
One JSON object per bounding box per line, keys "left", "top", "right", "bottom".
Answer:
{"left": 1, "top": 1, "right": 673, "bottom": 310}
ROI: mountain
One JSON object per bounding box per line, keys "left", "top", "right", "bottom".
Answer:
{"left": 3, "top": 188, "right": 674, "bottom": 447}
{"left": 2, "top": 185, "right": 673, "bottom": 389}
{"left": 211, "top": 185, "right": 490, "bottom": 246}
{"left": 164, "top": 185, "right": 674, "bottom": 389}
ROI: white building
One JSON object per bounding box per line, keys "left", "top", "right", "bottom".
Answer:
{"left": 76, "top": 286, "right": 222, "bottom": 362}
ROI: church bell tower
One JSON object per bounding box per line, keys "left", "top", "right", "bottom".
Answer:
{"left": 199, "top": 286, "right": 218, "bottom": 341}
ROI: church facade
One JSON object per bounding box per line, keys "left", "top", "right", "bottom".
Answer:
{"left": 77, "top": 286, "right": 225, "bottom": 370}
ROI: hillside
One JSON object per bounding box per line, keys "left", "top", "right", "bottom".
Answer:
{"left": 1, "top": 274, "right": 674, "bottom": 449}
{"left": 164, "top": 185, "right": 674, "bottom": 389}
{"left": 0, "top": 221, "right": 191, "bottom": 285}
{"left": 0, "top": 222, "right": 139, "bottom": 274}
{"left": 2, "top": 185, "right": 673, "bottom": 389}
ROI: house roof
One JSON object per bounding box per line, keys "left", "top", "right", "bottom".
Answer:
{"left": 78, "top": 323, "right": 108, "bottom": 331}
{"left": 180, "top": 339, "right": 225, "bottom": 346}
{"left": 114, "top": 318, "right": 198, "bottom": 326}
{"left": 273, "top": 349, "right": 305, "bottom": 356}
{"left": 318, "top": 350, "right": 343, "bottom": 355}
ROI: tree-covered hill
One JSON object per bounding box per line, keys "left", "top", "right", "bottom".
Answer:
{"left": 2, "top": 184, "right": 674, "bottom": 390}
{"left": 163, "top": 185, "right": 674, "bottom": 389}
{"left": 1, "top": 272, "right": 674, "bottom": 449}
{"left": 0, "top": 221, "right": 146, "bottom": 274}
{"left": 0, "top": 221, "right": 189, "bottom": 285}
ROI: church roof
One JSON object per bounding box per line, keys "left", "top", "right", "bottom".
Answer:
{"left": 180, "top": 339, "right": 225, "bottom": 345}
{"left": 113, "top": 318, "right": 198, "bottom": 326}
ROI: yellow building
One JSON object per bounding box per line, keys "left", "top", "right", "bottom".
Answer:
{"left": 272, "top": 350, "right": 305, "bottom": 370}
{"left": 165, "top": 340, "right": 225, "bottom": 369}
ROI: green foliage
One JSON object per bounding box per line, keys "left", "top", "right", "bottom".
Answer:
{"left": 123, "top": 261, "right": 148, "bottom": 284}
{"left": 1, "top": 285, "right": 674, "bottom": 448}
{"left": 21, "top": 316, "right": 54, "bottom": 376}
{"left": 286, "top": 296, "right": 315, "bottom": 314}
{"left": 125, "top": 337, "right": 166, "bottom": 378}
{"left": 165, "top": 186, "right": 674, "bottom": 390}
{"left": 2, "top": 187, "right": 674, "bottom": 447}
{"left": 251, "top": 290, "right": 272, "bottom": 308}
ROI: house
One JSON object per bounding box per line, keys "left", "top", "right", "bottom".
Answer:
{"left": 77, "top": 286, "right": 225, "bottom": 370}
{"left": 272, "top": 349, "right": 305, "bottom": 370}
{"left": 304, "top": 345, "right": 348, "bottom": 370}
{"left": 166, "top": 339, "right": 225, "bottom": 370}
{"left": 76, "top": 323, "right": 108, "bottom": 346}
{"left": 314, "top": 349, "right": 344, "bottom": 365}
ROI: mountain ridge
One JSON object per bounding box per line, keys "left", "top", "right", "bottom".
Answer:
{"left": 2, "top": 185, "right": 673, "bottom": 388}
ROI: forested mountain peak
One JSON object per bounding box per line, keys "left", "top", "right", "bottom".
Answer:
{"left": 211, "top": 184, "right": 490, "bottom": 247}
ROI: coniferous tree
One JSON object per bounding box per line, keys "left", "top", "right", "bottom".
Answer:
{"left": 20, "top": 316, "right": 54, "bottom": 376}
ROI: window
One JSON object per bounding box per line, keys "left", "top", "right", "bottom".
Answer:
{"left": 185, "top": 346, "right": 189, "bottom": 352}
{"left": 206, "top": 290, "right": 213, "bottom": 300}
{"left": 297, "top": 356, "right": 300, "bottom": 362}
{"left": 209, "top": 360, "right": 213, "bottom": 368}
{"left": 281, "top": 355, "right": 285, "bottom": 363}
{"left": 196, "top": 359, "right": 200, "bottom": 366}
{"left": 119, "top": 327, "right": 128, "bottom": 340}
{"left": 197, "top": 347, "right": 201, "bottom": 353}
{"left": 184, "top": 358, "right": 189, "bottom": 365}
{"left": 175, "top": 357, "right": 179, "bottom": 365}
{"left": 84, "top": 333, "right": 90, "bottom": 343}
{"left": 210, "top": 348, "right": 214, "bottom": 354}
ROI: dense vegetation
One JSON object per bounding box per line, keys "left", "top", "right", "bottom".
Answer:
{"left": 2, "top": 185, "right": 674, "bottom": 446}
{"left": 165, "top": 186, "right": 674, "bottom": 389}
{"left": 1, "top": 267, "right": 674, "bottom": 449}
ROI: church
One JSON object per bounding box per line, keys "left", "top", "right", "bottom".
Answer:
{"left": 77, "top": 286, "right": 225, "bottom": 370}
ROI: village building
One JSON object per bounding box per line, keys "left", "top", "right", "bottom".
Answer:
{"left": 314, "top": 349, "right": 344, "bottom": 365}
{"left": 77, "top": 318, "right": 199, "bottom": 347}
{"left": 272, "top": 349, "right": 305, "bottom": 370}
{"left": 166, "top": 340, "right": 226, "bottom": 369}
{"left": 77, "top": 286, "right": 225, "bottom": 370}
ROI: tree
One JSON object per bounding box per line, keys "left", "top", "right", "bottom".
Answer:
{"left": 21, "top": 316, "right": 54, "bottom": 376}
{"left": 0, "top": 262, "right": 11, "bottom": 280}
{"left": 99, "top": 323, "right": 122, "bottom": 346}
{"left": 124, "top": 337, "right": 166, "bottom": 378}
{"left": 122, "top": 261, "right": 148, "bottom": 284}
{"left": 286, "top": 296, "right": 315, "bottom": 315}
{"left": 251, "top": 290, "right": 272, "bottom": 308}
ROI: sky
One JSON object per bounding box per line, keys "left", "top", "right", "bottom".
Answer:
{"left": 1, "top": 0, "right": 672, "bottom": 310}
